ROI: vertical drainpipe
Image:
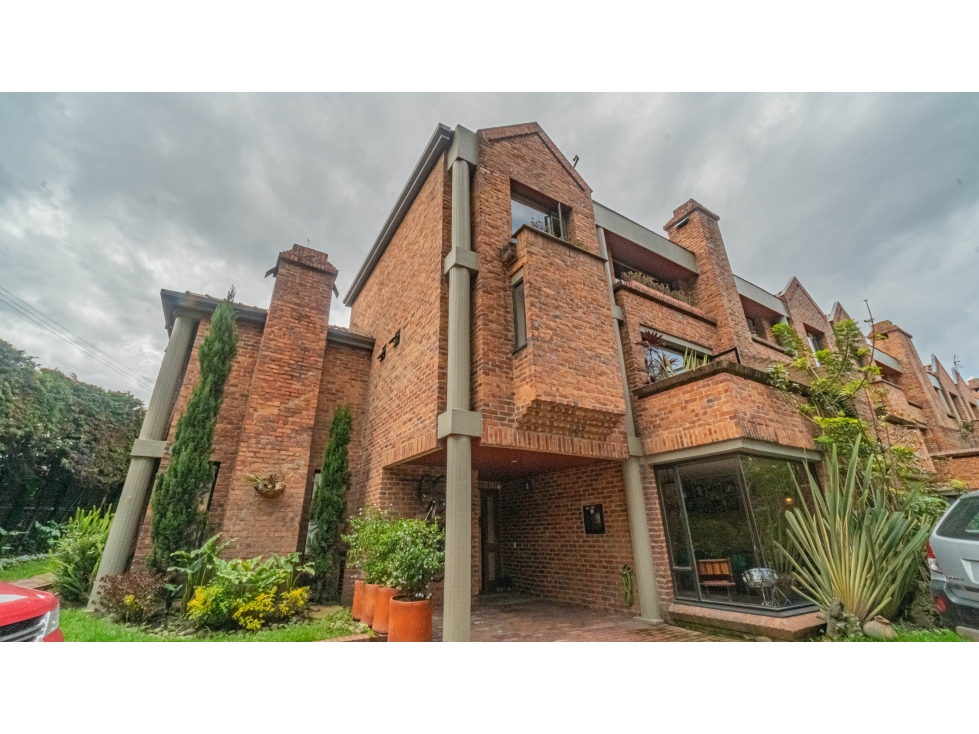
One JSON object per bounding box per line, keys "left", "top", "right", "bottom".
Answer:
{"left": 88, "top": 314, "right": 198, "bottom": 609}
{"left": 438, "top": 126, "right": 481, "bottom": 642}
{"left": 597, "top": 227, "right": 663, "bottom": 623}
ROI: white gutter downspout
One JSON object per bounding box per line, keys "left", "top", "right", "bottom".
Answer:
{"left": 597, "top": 227, "right": 663, "bottom": 623}
{"left": 438, "top": 126, "right": 481, "bottom": 642}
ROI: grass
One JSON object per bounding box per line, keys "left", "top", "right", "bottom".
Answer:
{"left": 822, "top": 625, "right": 971, "bottom": 642}
{"left": 60, "top": 607, "right": 363, "bottom": 642}
{"left": 0, "top": 555, "right": 56, "bottom": 582}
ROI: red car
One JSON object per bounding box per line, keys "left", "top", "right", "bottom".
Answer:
{"left": 0, "top": 580, "right": 63, "bottom": 642}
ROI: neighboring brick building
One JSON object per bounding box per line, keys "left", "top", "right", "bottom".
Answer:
{"left": 125, "top": 122, "right": 979, "bottom": 638}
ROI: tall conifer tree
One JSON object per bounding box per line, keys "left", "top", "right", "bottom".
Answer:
{"left": 308, "top": 405, "right": 352, "bottom": 599}
{"left": 148, "top": 300, "right": 237, "bottom": 571}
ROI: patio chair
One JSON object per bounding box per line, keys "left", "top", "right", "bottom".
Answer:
{"left": 696, "top": 558, "right": 737, "bottom": 600}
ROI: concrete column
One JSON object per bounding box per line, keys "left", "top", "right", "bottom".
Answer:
{"left": 88, "top": 315, "right": 197, "bottom": 608}
{"left": 598, "top": 227, "right": 663, "bottom": 623}
{"left": 442, "top": 155, "right": 475, "bottom": 642}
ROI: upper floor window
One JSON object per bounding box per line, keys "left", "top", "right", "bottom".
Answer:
{"left": 936, "top": 386, "right": 952, "bottom": 415}
{"left": 511, "top": 269, "right": 527, "bottom": 351}
{"left": 511, "top": 191, "right": 567, "bottom": 241}
{"left": 638, "top": 328, "right": 710, "bottom": 383}
{"left": 806, "top": 329, "right": 825, "bottom": 366}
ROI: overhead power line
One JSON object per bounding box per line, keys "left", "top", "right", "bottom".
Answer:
{"left": 0, "top": 288, "right": 155, "bottom": 392}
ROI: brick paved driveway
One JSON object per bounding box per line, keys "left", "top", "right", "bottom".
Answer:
{"left": 433, "top": 593, "right": 732, "bottom": 642}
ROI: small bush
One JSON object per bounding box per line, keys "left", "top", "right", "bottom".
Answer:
{"left": 52, "top": 507, "right": 113, "bottom": 605}
{"left": 384, "top": 517, "right": 444, "bottom": 598}
{"left": 96, "top": 569, "right": 166, "bottom": 624}
{"left": 183, "top": 548, "right": 314, "bottom": 632}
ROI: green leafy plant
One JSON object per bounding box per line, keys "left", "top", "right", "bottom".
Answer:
{"left": 51, "top": 506, "right": 113, "bottom": 604}
{"left": 307, "top": 406, "right": 353, "bottom": 600}
{"left": 184, "top": 550, "right": 313, "bottom": 631}
{"left": 168, "top": 533, "right": 234, "bottom": 609}
{"left": 383, "top": 517, "right": 444, "bottom": 599}
{"left": 778, "top": 440, "right": 933, "bottom": 625}
{"left": 343, "top": 506, "right": 394, "bottom": 585}
{"left": 621, "top": 270, "right": 693, "bottom": 305}
{"left": 149, "top": 300, "right": 238, "bottom": 572}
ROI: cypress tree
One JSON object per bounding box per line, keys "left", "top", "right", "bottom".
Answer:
{"left": 148, "top": 300, "right": 237, "bottom": 572}
{"left": 308, "top": 405, "right": 352, "bottom": 600}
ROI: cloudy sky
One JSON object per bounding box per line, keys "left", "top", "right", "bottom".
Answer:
{"left": 1, "top": 93, "right": 977, "bottom": 403}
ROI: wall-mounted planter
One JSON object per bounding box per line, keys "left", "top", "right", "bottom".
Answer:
{"left": 244, "top": 471, "right": 291, "bottom": 499}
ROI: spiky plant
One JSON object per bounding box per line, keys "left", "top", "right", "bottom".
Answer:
{"left": 779, "top": 439, "right": 932, "bottom": 623}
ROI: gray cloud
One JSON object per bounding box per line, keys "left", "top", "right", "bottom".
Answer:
{"left": 1, "top": 93, "right": 977, "bottom": 402}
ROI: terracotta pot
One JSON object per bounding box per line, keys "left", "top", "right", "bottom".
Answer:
{"left": 387, "top": 596, "right": 433, "bottom": 642}
{"left": 351, "top": 579, "right": 365, "bottom": 621}
{"left": 371, "top": 587, "right": 399, "bottom": 635}
{"left": 361, "top": 583, "right": 379, "bottom": 627}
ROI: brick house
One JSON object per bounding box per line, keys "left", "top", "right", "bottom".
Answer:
{"left": 101, "top": 122, "right": 979, "bottom": 639}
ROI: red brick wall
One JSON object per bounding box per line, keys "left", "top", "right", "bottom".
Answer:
{"left": 222, "top": 246, "right": 337, "bottom": 557}
{"left": 935, "top": 455, "right": 979, "bottom": 489}
{"left": 634, "top": 369, "right": 816, "bottom": 457}
{"left": 499, "top": 462, "right": 636, "bottom": 614}
{"left": 298, "top": 340, "right": 372, "bottom": 554}
{"left": 640, "top": 463, "right": 677, "bottom": 609}
{"left": 349, "top": 155, "right": 448, "bottom": 501}
{"left": 472, "top": 124, "right": 626, "bottom": 459}
{"left": 664, "top": 201, "right": 755, "bottom": 360}
{"left": 133, "top": 316, "right": 264, "bottom": 564}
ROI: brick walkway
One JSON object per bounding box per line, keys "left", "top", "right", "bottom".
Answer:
{"left": 433, "top": 593, "right": 732, "bottom": 642}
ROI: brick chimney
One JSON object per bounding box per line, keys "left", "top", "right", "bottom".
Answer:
{"left": 664, "top": 200, "right": 753, "bottom": 356}
{"left": 224, "top": 244, "right": 338, "bottom": 557}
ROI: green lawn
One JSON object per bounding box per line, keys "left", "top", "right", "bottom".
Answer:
{"left": 852, "top": 626, "right": 970, "bottom": 642}
{"left": 0, "top": 556, "right": 55, "bottom": 582}
{"left": 60, "top": 607, "right": 363, "bottom": 642}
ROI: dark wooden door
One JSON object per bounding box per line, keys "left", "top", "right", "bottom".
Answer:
{"left": 480, "top": 488, "right": 502, "bottom": 592}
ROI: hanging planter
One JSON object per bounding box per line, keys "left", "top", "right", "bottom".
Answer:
{"left": 244, "top": 470, "right": 291, "bottom": 499}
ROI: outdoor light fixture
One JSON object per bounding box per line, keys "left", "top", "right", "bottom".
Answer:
{"left": 389, "top": 329, "right": 401, "bottom": 348}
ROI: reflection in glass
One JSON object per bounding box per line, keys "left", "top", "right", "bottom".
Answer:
{"left": 656, "top": 453, "right": 817, "bottom": 612}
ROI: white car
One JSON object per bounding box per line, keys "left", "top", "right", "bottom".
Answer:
{"left": 928, "top": 491, "right": 979, "bottom": 641}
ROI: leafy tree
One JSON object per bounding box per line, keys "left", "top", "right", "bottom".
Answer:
{"left": 307, "top": 406, "right": 352, "bottom": 600}
{"left": 148, "top": 301, "right": 237, "bottom": 572}
{"left": 0, "top": 340, "right": 143, "bottom": 544}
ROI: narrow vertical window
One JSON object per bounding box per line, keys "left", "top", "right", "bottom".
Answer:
{"left": 511, "top": 269, "right": 527, "bottom": 350}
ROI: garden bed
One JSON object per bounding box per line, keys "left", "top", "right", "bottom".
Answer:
{"left": 60, "top": 607, "right": 364, "bottom": 642}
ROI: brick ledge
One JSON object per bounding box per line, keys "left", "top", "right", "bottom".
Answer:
{"left": 669, "top": 603, "right": 823, "bottom": 641}
{"left": 615, "top": 281, "right": 717, "bottom": 326}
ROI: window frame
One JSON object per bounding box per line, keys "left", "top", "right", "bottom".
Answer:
{"left": 511, "top": 269, "right": 528, "bottom": 352}
{"left": 510, "top": 191, "right": 568, "bottom": 241}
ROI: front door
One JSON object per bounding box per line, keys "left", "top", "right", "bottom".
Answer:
{"left": 480, "top": 488, "right": 502, "bottom": 592}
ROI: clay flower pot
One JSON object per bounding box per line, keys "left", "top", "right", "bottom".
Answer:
{"left": 351, "top": 579, "right": 365, "bottom": 621}
{"left": 387, "top": 596, "right": 432, "bottom": 642}
{"left": 361, "top": 583, "right": 379, "bottom": 627}
{"left": 371, "top": 587, "right": 399, "bottom": 635}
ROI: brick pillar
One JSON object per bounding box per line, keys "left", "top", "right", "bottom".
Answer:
{"left": 222, "top": 245, "right": 338, "bottom": 557}
{"left": 664, "top": 200, "right": 753, "bottom": 356}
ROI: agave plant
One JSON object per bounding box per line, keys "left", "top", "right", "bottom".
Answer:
{"left": 778, "top": 439, "right": 931, "bottom": 623}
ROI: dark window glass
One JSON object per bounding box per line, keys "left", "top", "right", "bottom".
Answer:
{"left": 512, "top": 279, "right": 527, "bottom": 350}
{"left": 655, "top": 466, "right": 697, "bottom": 599}
{"left": 937, "top": 496, "right": 979, "bottom": 540}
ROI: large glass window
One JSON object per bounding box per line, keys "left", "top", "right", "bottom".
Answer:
{"left": 511, "top": 194, "right": 566, "bottom": 240}
{"left": 655, "top": 453, "right": 818, "bottom": 612}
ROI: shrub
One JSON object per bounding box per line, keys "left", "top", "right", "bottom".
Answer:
{"left": 168, "top": 533, "right": 234, "bottom": 609}
{"left": 307, "top": 406, "right": 353, "bottom": 600}
{"left": 52, "top": 507, "right": 113, "bottom": 605}
{"left": 149, "top": 300, "right": 237, "bottom": 572}
{"left": 96, "top": 569, "right": 165, "bottom": 624}
{"left": 779, "top": 440, "right": 932, "bottom": 625}
{"left": 384, "top": 518, "right": 444, "bottom": 599}
{"left": 343, "top": 506, "right": 394, "bottom": 585}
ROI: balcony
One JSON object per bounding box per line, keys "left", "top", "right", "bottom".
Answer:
{"left": 632, "top": 360, "right": 817, "bottom": 459}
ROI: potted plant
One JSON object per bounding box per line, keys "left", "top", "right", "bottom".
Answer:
{"left": 343, "top": 507, "right": 390, "bottom": 627}
{"left": 385, "top": 517, "right": 445, "bottom": 642}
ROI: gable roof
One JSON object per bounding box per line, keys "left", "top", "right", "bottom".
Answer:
{"left": 479, "top": 122, "right": 590, "bottom": 193}
{"left": 343, "top": 124, "right": 454, "bottom": 306}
